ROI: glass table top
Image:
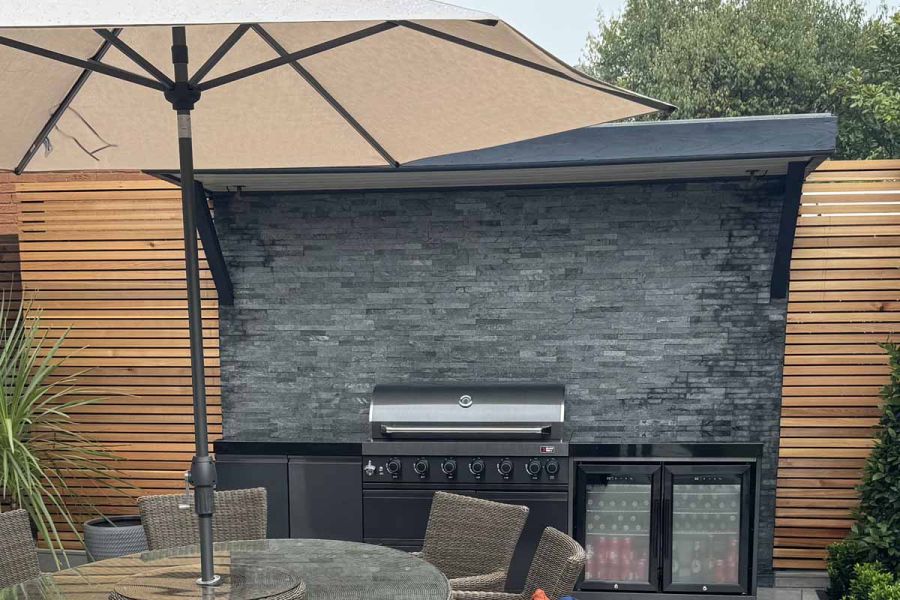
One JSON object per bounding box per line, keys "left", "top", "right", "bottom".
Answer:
{"left": 3, "top": 539, "right": 451, "bottom": 600}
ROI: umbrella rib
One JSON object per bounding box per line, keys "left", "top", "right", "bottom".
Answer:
{"left": 189, "top": 24, "right": 251, "bottom": 87}
{"left": 93, "top": 29, "right": 174, "bottom": 87}
{"left": 13, "top": 29, "right": 122, "bottom": 174}
{"left": 395, "top": 20, "right": 676, "bottom": 113}
{"left": 197, "top": 21, "right": 398, "bottom": 92}
{"left": 0, "top": 35, "right": 166, "bottom": 91}
{"left": 251, "top": 24, "right": 398, "bottom": 168}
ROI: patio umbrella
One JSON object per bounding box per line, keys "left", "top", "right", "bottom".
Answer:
{"left": 0, "top": 0, "right": 673, "bottom": 588}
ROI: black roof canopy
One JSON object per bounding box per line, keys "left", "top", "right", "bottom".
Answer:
{"left": 160, "top": 113, "right": 837, "bottom": 193}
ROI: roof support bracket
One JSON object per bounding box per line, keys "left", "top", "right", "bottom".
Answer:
{"left": 193, "top": 182, "right": 234, "bottom": 305}
{"left": 770, "top": 161, "right": 807, "bottom": 300}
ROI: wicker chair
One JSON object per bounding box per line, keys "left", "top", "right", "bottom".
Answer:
{"left": 451, "top": 527, "right": 586, "bottom": 600}
{"left": 0, "top": 509, "right": 41, "bottom": 588}
{"left": 138, "top": 487, "right": 267, "bottom": 551}
{"left": 418, "top": 491, "right": 529, "bottom": 592}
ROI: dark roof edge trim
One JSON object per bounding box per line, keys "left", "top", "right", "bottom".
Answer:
{"left": 147, "top": 149, "right": 830, "bottom": 180}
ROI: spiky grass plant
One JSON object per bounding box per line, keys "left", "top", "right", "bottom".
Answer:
{"left": 0, "top": 295, "right": 124, "bottom": 566}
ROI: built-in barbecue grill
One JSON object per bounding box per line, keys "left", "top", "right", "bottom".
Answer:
{"left": 369, "top": 383, "right": 565, "bottom": 441}
{"left": 362, "top": 383, "right": 569, "bottom": 591}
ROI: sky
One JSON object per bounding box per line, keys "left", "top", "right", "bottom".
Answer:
{"left": 453, "top": 0, "right": 898, "bottom": 66}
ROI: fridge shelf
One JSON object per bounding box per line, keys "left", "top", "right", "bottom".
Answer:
{"left": 672, "top": 530, "right": 740, "bottom": 535}
{"left": 673, "top": 511, "right": 738, "bottom": 516}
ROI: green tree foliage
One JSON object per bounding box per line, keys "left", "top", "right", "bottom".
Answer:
{"left": 833, "top": 14, "right": 900, "bottom": 158}
{"left": 580, "top": 0, "right": 898, "bottom": 158}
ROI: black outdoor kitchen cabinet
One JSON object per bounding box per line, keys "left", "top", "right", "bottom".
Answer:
{"left": 288, "top": 456, "right": 363, "bottom": 542}
{"left": 570, "top": 444, "right": 761, "bottom": 600}
{"left": 214, "top": 445, "right": 364, "bottom": 542}
{"left": 216, "top": 454, "right": 290, "bottom": 539}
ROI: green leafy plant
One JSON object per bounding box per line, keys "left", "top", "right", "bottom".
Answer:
{"left": 846, "top": 563, "right": 900, "bottom": 600}
{"left": 828, "top": 341, "right": 900, "bottom": 597}
{"left": 853, "top": 342, "right": 900, "bottom": 568}
{"left": 0, "top": 296, "right": 124, "bottom": 566}
{"left": 829, "top": 539, "right": 869, "bottom": 600}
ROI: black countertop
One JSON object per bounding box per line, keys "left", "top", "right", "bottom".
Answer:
{"left": 569, "top": 442, "right": 763, "bottom": 459}
{"left": 214, "top": 438, "right": 762, "bottom": 460}
{"left": 214, "top": 434, "right": 366, "bottom": 457}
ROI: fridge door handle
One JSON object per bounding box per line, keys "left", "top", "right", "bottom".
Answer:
{"left": 661, "top": 486, "right": 673, "bottom": 589}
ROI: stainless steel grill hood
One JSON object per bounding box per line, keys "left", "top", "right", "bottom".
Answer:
{"left": 370, "top": 384, "right": 565, "bottom": 440}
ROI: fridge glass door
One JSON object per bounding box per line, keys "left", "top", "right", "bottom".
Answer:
{"left": 576, "top": 464, "right": 661, "bottom": 592}
{"left": 664, "top": 465, "right": 752, "bottom": 594}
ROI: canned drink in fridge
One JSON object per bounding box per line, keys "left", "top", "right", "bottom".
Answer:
{"left": 715, "top": 559, "right": 727, "bottom": 583}
{"left": 609, "top": 537, "right": 620, "bottom": 581}
{"left": 596, "top": 536, "right": 609, "bottom": 580}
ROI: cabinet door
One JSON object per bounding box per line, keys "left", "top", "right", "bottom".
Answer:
{"left": 575, "top": 465, "right": 662, "bottom": 592}
{"left": 289, "top": 456, "right": 362, "bottom": 541}
{"left": 216, "top": 455, "right": 289, "bottom": 539}
{"left": 662, "top": 465, "right": 752, "bottom": 594}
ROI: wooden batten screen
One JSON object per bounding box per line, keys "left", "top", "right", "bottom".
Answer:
{"left": 0, "top": 173, "right": 220, "bottom": 550}
{"left": 775, "top": 160, "right": 900, "bottom": 570}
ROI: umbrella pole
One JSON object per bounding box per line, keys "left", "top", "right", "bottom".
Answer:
{"left": 168, "top": 26, "right": 219, "bottom": 587}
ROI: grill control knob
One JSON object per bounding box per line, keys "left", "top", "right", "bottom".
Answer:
{"left": 441, "top": 459, "right": 457, "bottom": 476}
{"left": 386, "top": 458, "right": 402, "bottom": 476}
{"left": 498, "top": 458, "right": 514, "bottom": 477}
{"left": 526, "top": 458, "right": 543, "bottom": 477}
{"left": 545, "top": 458, "right": 560, "bottom": 476}
{"left": 413, "top": 458, "right": 430, "bottom": 476}
{"left": 469, "top": 458, "right": 485, "bottom": 476}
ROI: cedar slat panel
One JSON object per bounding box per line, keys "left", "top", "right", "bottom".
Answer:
{"left": 799, "top": 204, "right": 900, "bottom": 215}
{"left": 1, "top": 173, "right": 220, "bottom": 549}
{"left": 777, "top": 161, "right": 900, "bottom": 570}
{"left": 805, "top": 169, "right": 900, "bottom": 181}
{"left": 797, "top": 193, "right": 900, "bottom": 204}
{"left": 793, "top": 236, "right": 900, "bottom": 248}
{"left": 792, "top": 248, "right": 900, "bottom": 259}
{"left": 816, "top": 160, "right": 900, "bottom": 170}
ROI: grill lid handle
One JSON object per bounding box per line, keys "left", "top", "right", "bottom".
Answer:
{"left": 380, "top": 425, "right": 550, "bottom": 436}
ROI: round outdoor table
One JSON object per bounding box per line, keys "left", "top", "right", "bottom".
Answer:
{"left": 7, "top": 539, "right": 451, "bottom": 600}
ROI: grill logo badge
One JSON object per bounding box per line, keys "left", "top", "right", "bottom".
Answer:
{"left": 458, "top": 394, "right": 473, "bottom": 408}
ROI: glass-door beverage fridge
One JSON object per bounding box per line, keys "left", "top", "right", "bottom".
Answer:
{"left": 575, "top": 461, "right": 755, "bottom": 596}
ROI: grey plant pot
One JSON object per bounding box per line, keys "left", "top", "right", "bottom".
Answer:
{"left": 83, "top": 516, "right": 148, "bottom": 562}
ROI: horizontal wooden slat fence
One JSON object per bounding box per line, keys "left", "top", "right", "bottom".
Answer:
{"left": 0, "top": 172, "right": 220, "bottom": 549}
{"left": 775, "top": 160, "right": 900, "bottom": 570}
{"left": 2, "top": 161, "right": 895, "bottom": 562}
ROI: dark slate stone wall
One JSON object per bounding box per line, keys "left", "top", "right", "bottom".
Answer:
{"left": 215, "top": 179, "right": 787, "bottom": 583}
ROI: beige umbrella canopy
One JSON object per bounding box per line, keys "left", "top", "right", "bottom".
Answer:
{"left": 0, "top": 0, "right": 671, "bottom": 173}
{"left": 0, "top": 0, "right": 671, "bottom": 590}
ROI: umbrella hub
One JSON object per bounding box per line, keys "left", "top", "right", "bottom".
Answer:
{"left": 165, "top": 81, "right": 201, "bottom": 111}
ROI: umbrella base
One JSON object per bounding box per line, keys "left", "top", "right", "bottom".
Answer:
{"left": 110, "top": 563, "right": 306, "bottom": 600}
